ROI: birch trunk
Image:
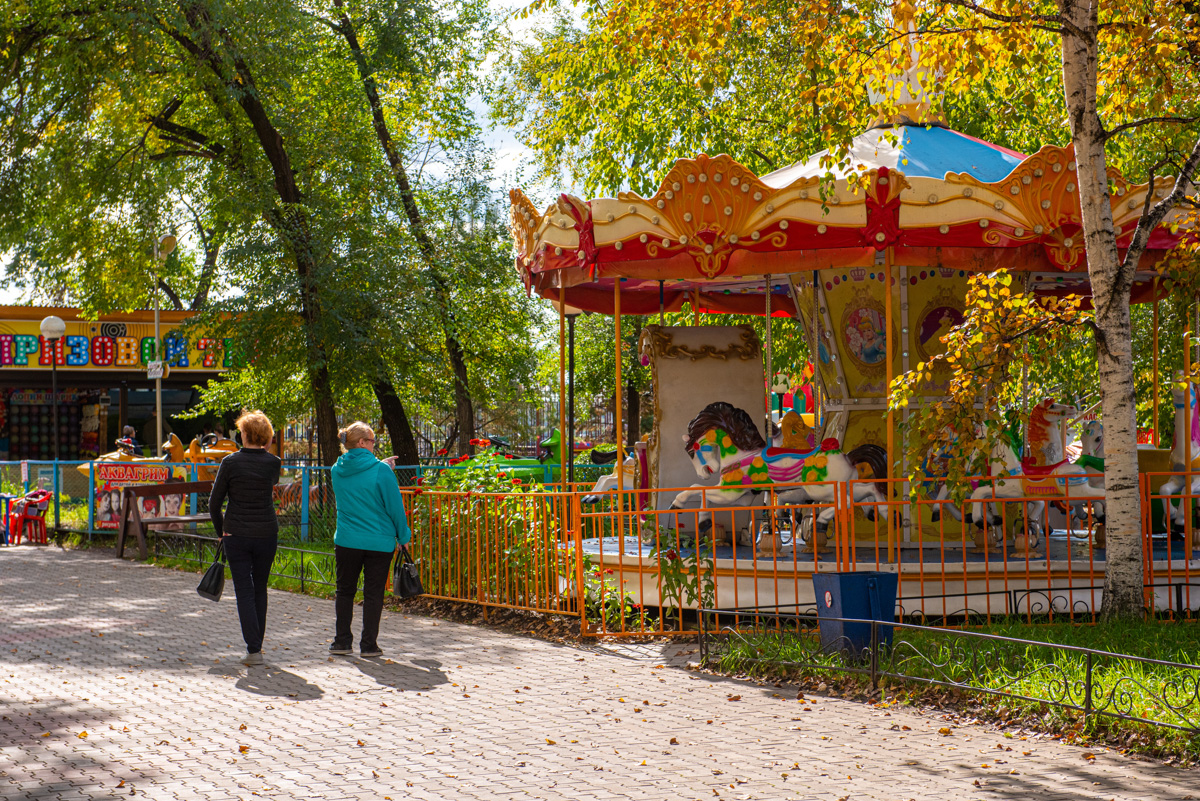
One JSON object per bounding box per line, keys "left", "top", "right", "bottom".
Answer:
{"left": 1059, "top": 0, "right": 1144, "bottom": 618}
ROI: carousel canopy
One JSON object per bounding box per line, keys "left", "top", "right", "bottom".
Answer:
{"left": 509, "top": 124, "right": 1191, "bottom": 316}
{"left": 763, "top": 125, "right": 1025, "bottom": 185}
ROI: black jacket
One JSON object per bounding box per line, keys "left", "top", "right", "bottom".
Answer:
{"left": 209, "top": 449, "right": 282, "bottom": 537}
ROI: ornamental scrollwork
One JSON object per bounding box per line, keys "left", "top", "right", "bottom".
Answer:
{"left": 640, "top": 324, "right": 762, "bottom": 363}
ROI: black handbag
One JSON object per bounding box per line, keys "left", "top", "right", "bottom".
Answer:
{"left": 393, "top": 545, "right": 423, "bottom": 599}
{"left": 197, "top": 541, "right": 227, "bottom": 602}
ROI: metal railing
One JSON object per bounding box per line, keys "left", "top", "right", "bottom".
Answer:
{"left": 8, "top": 457, "right": 1200, "bottom": 641}
{"left": 699, "top": 609, "right": 1200, "bottom": 734}
{"left": 150, "top": 530, "right": 337, "bottom": 593}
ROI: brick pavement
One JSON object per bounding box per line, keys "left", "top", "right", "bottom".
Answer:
{"left": 1, "top": 547, "right": 1195, "bottom": 800}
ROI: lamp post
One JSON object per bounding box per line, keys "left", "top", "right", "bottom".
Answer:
{"left": 40, "top": 314, "right": 66, "bottom": 530}
{"left": 152, "top": 234, "right": 177, "bottom": 454}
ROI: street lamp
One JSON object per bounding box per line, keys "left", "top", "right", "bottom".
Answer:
{"left": 40, "top": 314, "right": 66, "bottom": 530}
{"left": 152, "top": 233, "right": 177, "bottom": 454}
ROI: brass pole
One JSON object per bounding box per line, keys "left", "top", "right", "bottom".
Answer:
{"left": 559, "top": 282, "right": 568, "bottom": 487}
{"left": 1153, "top": 298, "right": 1160, "bottom": 447}
{"left": 615, "top": 279, "right": 624, "bottom": 525}
{"left": 885, "top": 250, "right": 895, "bottom": 563}
{"left": 764, "top": 275, "right": 773, "bottom": 441}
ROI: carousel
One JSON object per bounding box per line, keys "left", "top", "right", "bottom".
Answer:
{"left": 508, "top": 71, "right": 1196, "bottom": 623}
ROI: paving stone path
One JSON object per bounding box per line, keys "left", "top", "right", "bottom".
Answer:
{"left": 1, "top": 547, "right": 1194, "bottom": 800}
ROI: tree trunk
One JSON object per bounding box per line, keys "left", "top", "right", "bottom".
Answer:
{"left": 626, "top": 376, "right": 640, "bottom": 448}
{"left": 312, "top": 366, "right": 340, "bottom": 467}
{"left": 373, "top": 377, "right": 421, "bottom": 466}
{"left": 1060, "top": 0, "right": 1144, "bottom": 618}
{"left": 170, "top": 2, "right": 343, "bottom": 465}
{"left": 331, "top": 2, "right": 475, "bottom": 455}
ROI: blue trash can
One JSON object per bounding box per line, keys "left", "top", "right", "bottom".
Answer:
{"left": 811, "top": 571, "right": 898, "bottom": 656}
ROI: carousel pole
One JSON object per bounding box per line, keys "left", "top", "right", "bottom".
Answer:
{"left": 559, "top": 282, "right": 568, "bottom": 487}
{"left": 811, "top": 272, "right": 822, "bottom": 424}
{"left": 659, "top": 280, "right": 665, "bottom": 325}
{"left": 885, "top": 250, "right": 895, "bottom": 563}
{"left": 693, "top": 287, "right": 700, "bottom": 326}
{"left": 764, "top": 275, "right": 773, "bottom": 440}
{"left": 615, "top": 279, "right": 624, "bottom": 524}
{"left": 1153, "top": 297, "right": 1160, "bottom": 447}
{"left": 1186, "top": 330, "right": 1193, "bottom": 557}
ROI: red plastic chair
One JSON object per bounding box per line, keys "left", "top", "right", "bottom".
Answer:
{"left": 9, "top": 489, "right": 53, "bottom": 545}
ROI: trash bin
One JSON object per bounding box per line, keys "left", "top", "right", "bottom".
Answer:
{"left": 811, "top": 571, "right": 898, "bottom": 656}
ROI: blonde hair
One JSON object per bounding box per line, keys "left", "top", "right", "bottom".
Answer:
{"left": 235, "top": 410, "right": 274, "bottom": 447}
{"left": 339, "top": 421, "right": 374, "bottom": 451}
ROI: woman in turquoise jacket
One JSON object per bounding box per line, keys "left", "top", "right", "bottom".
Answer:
{"left": 329, "top": 421, "right": 411, "bottom": 657}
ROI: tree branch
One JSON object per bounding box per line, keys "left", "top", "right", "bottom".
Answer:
{"left": 158, "top": 277, "right": 183, "bottom": 310}
{"left": 1122, "top": 134, "right": 1200, "bottom": 274}
{"left": 1105, "top": 115, "right": 1200, "bottom": 140}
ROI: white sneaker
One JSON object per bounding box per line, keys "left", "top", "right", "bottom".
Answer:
{"left": 242, "top": 652, "right": 264, "bottom": 666}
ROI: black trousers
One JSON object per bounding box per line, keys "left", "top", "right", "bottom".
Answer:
{"left": 334, "top": 545, "right": 394, "bottom": 650}
{"left": 223, "top": 535, "right": 278, "bottom": 654}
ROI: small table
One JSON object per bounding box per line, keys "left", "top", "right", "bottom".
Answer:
{"left": 0, "top": 494, "right": 17, "bottom": 545}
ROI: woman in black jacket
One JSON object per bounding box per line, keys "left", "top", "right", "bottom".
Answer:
{"left": 209, "top": 411, "right": 282, "bottom": 666}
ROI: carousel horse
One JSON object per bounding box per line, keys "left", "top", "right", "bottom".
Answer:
{"left": 668, "top": 401, "right": 888, "bottom": 552}
{"left": 581, "top": 454, "right": 638, "bottom": 503}
{"left": 1160, "top": 375, "right": 1200, "bottom": 528}
{"left": 967, "top": 399, "right": 1106, "bottom": 549}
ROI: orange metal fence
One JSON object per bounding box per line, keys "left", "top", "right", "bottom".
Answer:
{"left": 402, "top": 470, "right": 1200, "bottom": 637}
{"left": 401, "top": 489, "right": 581, "bottom": 616}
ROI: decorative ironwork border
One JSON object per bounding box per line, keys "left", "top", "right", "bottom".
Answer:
{"left": 699, "top": 608, "right": 1200, "bottom": 734}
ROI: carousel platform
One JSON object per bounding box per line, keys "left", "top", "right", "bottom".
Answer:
{"left": 580, "top": 531, "right": 1192, "bottom": 564}
{"left": 579, "top": 533, "right": 1200, "bottom": 618}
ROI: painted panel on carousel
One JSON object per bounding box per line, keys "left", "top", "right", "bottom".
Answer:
{"left": 907, "top": 268, "right": 971, "bottom": 391}
{"left": 820, "top": 267, "right": 899, "bottom": 398}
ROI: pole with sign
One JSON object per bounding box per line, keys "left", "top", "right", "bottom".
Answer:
{"left": 152, "top": 234, "right": 177, "bottom": 454}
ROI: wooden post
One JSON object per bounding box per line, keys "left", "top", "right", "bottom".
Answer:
{"left": 559, "top": 283, "right": 568, "bottom": 487}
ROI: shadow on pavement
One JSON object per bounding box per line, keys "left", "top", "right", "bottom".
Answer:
{"left": 352, "top": 655, "right": 448, "bottom": 691}
{"left": 206, "top": 665, "right": 325, "bottom": 700}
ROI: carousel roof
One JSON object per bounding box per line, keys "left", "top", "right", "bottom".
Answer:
{"left": 509, "top": 124, "right": 1192, "bottom": 316}
{"left": 762, "top": 125, "right": 1025, "bottom": 185}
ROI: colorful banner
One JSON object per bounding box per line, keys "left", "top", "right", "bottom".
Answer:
{"left": 0, "top": 318, "right": 231, "bottom": 372}
{"left": 94, "top": 462, "right": 188, "bottom": 530}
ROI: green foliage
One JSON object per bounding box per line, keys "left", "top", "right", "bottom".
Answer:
{"left": 644, "top": 519, "right": 715, "bottom": 625}
{"left": 2, "top": 0, "right": 538, "bottom": 451}
{"left": 889, "top": 271, "right": 1091, "bottom": 496}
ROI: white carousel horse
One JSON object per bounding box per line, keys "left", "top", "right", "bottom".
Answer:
{"left": 580, "top": 455, "right": 637, "bottom": 504}
{"left": 667, "top": 401, "right": 889, "bottom": 552}
{"left": 1160, "top": 376, "right": 1200, "bottom": 528}
{"left": 966, "top": 399, "right": 1106, "bottom": 537}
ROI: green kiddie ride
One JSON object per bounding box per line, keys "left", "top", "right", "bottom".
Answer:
{"left": 447, "top": 429, "right": 568, "bottom": 484}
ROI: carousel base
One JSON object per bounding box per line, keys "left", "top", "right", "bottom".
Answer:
{"left": 579, "top": 533, "right": 1200, "bottom": 619}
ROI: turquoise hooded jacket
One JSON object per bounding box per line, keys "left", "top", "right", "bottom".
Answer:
{"left": 331, "top": 448, "right": 411, "bottom": 552}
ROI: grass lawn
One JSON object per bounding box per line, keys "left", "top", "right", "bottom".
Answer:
{"left": 710, "top": 616, "right": 1200, "bottom": 761}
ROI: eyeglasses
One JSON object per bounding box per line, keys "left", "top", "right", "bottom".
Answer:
{"left": 361, "top": 437, "right": 376, "bottom": 445}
